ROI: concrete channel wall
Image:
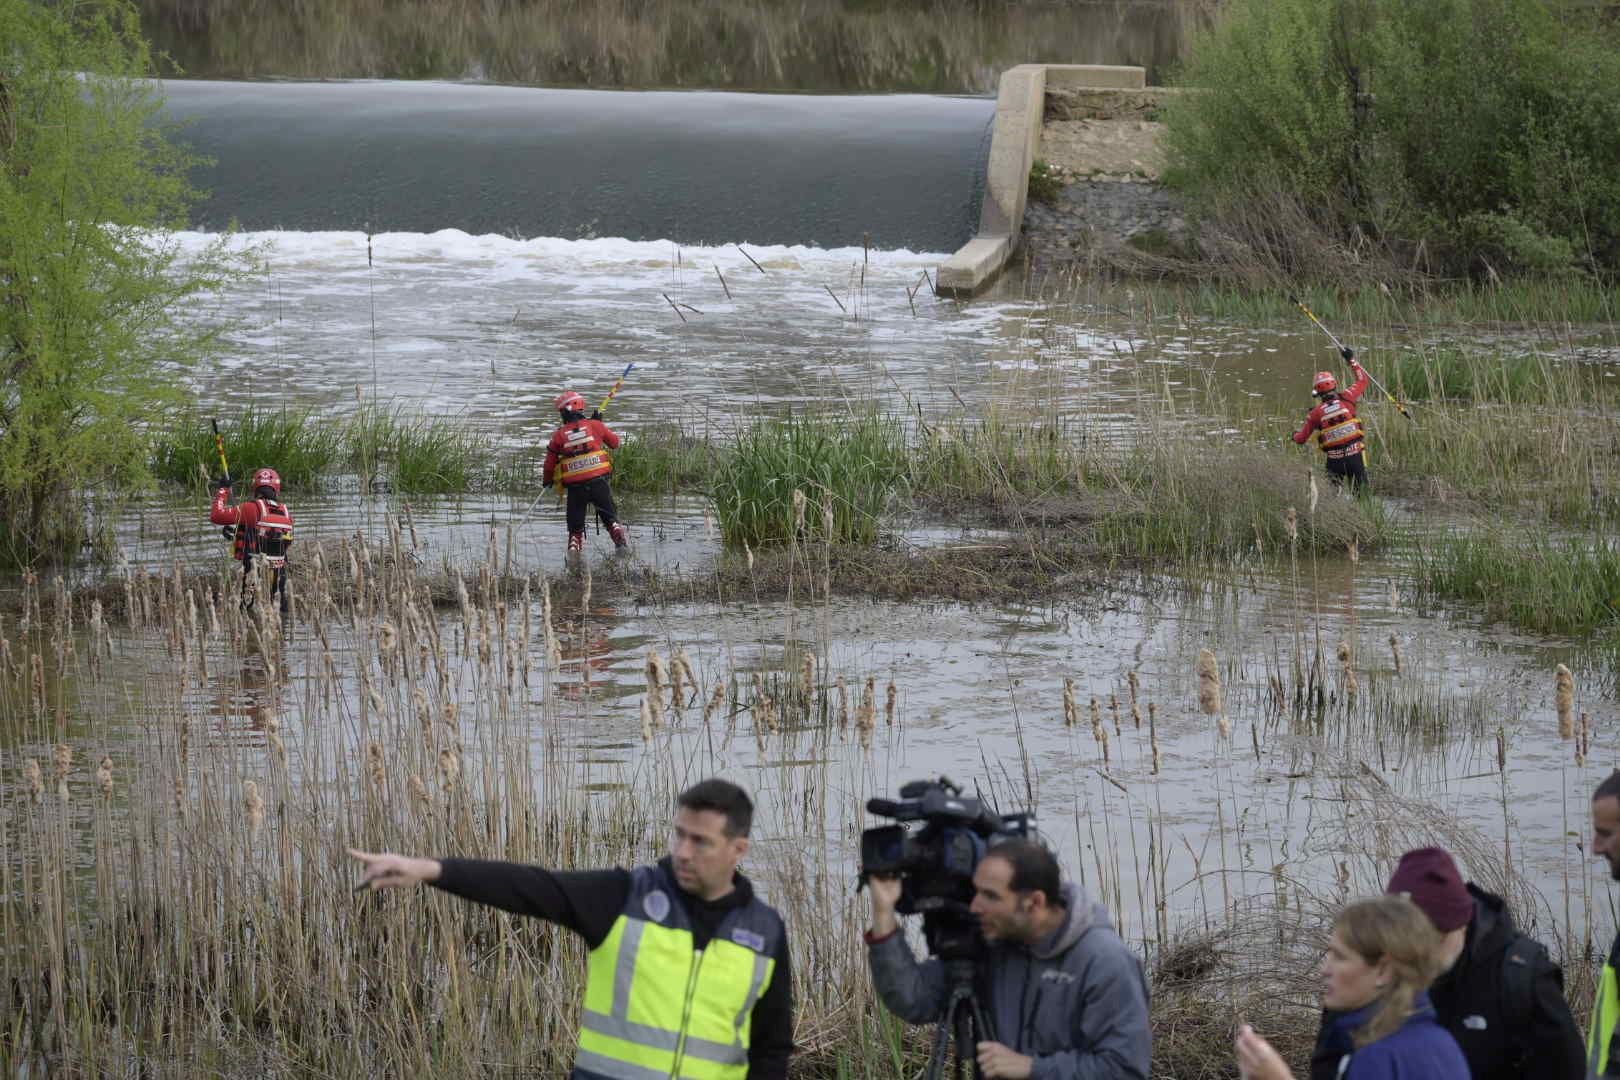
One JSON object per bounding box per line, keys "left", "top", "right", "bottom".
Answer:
{"left": 936, "top": 63, "right": 1146, "bottom": 298}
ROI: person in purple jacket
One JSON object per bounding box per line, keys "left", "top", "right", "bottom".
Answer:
{"left": 1236, "top": 895, "right": 1469, "bottom": 1080}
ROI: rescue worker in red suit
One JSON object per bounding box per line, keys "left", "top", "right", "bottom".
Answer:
{"left": 1293, "top": 348, "right": 1372, "bottom": 491}
{"left": 542, "top": 391, "right": 628, "bottom": 554}
{"left": 210, "top": 466, "right": 295, "bottom": 613}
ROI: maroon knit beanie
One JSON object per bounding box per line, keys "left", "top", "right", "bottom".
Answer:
{"left": 1386, "top": 847, "right": 1474, "bottom": 932}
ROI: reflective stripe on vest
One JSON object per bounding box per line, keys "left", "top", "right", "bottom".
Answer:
{"left": 1316, "top": 402, "right": 1364, "bottom": 453}
{"left": 576, "top": 867, "right": 777, "bottom": 1080}
{"left": 560, "top": 448, "right": 612, "bottom": 484}
{"left": 1588, "top": 960, "right": 1619, "bottom": 1075}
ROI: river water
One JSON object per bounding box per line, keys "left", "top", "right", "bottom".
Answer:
{"left": 7, "top": 78, "right": 1619, "bottom": 958}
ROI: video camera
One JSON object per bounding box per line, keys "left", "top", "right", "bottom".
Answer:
{"left": 860, "top": 777, "right": 1032, "bottom": 961}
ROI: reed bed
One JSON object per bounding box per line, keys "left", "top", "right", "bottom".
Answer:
{"left": 136, "top": 0, "right": 1199, "bottom": 92}
{"left": 152, "top": 403, "right": 491, "bottom": 495}
{"left": 0, "top": 539, "right": 1601, "bottom": 1077}
{"left": 1413, "top": 531, "right": 1620, "bottom": 639}
{"left": 1137, "top": 276, "right": 1620, "bottom": 329}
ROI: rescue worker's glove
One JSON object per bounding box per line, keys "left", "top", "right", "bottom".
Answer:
{"left": 590, "top": 409, "right": 602, "bottom": 421}
{"left": 212, "top": 473, "right": 234, "bottom": 491}
{"left": 1340, "top": 346, "right": 1355, "bottom": 364}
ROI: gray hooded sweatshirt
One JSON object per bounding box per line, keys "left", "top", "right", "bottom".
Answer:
{"left": 867, "top": 884, "right": 1151, "bottom": 1080}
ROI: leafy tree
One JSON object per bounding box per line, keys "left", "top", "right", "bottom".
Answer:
{"left": 0, "top": 0, "right": 251, "bottom": 566}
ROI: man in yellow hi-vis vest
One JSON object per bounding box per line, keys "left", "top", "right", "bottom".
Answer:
{"left": 1589, "top": 771, "right": 1620, "bottom": 1077}
{"left": 350, "top": 778, "right": 792, "bottom": 1078}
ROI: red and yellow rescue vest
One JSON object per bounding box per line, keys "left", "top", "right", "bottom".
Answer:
{"left": 1315, "top": 399, "right": 1365, "bottom": 458}
{"left": 556, "top": 422, "right": 614, "bottom": 485}
{"left": 233, "top": 499, "right": 295, "bottom": 567}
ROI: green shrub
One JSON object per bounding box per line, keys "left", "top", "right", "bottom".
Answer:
{"left": 1163, "top": 0, "right": 1620, "bottom": 279}
{"left": 152, "top": 407, "right": 344, "bottom": 490}
{"left": 1027, "top": 159, "right": 1064, "bottom": 205}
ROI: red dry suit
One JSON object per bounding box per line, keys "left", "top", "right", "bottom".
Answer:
{"left": 1293, "top": 365, "right": 1371, "bottom": 458}
{"left": 542, "top": 418, "right": 622, "bottom": 487}
{"left": 210, "top": 489, "right": 295, "bottom": 567}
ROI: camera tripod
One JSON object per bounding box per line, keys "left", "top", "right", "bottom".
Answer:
{"left": 923, "top": 958, "right": 995, "bottom": 1080}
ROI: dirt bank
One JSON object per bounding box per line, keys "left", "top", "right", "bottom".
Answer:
{"left": 1021, "top": 87, "right": 1195, "bottom": 268}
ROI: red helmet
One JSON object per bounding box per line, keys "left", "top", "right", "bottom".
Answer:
{"left": 1312, "top": 371, "right": 1339, "bottom": 396}
{"left": 555, "top": 391, "right": 587, "bottom": 414}
{"left": 252, "top": 467, "right": 282, "bottom": 495}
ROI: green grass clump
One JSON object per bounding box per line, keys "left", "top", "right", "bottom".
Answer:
{"left": 1414, "top": 531, "right": 1620, "bottom": 638}
{"left": 910, "top": 416, "right": 1084, "bottom": 502}
{"left": 342, "top": 402, "right": 491, "bottom": 493}
{"left": 1086, "top": 441, "right": 1388, "bottom": 563}
{"left": 151, "top": 407, "right": 344, "bottom": 490}
{"left": 1387, "top": 346, "right": 1610, "bottom": 405}
{"left": 711, "top": 412, "right": 906, "bottom": 546}
{"left": 607, "top": 422, "right": 716, "bottom": 496}
{"left": 388, "top": 413, "right": 489, "bottom": 493}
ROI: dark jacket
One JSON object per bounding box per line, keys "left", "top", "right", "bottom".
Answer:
{"left": 435, "top": 855, "right": 793, "bottom": 1079}
{"left": 867, "top": 883, "right": 1150, "bottom": 1079}
{"left": 1317, "top": 992, "right": 1469, "bottom": 1079}
{"left": 1313, "top": 883, "right": 1584, "bottom": 1080}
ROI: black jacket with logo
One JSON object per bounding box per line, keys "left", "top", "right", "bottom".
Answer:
{"left": 1311, "top": 884, "right": 1583, "bottom": 1080}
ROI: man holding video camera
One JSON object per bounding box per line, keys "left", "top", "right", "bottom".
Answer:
{"left": 865, "top": 839, "right": 1151, "bottom": 1079}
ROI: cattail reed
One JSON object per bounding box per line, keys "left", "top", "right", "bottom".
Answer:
{"left": 96, "top": 756, "right": 113, "bottom": 799}
{"left": 857, "top": 676, "right": 876, "bottom": 732}
{"left": 1149, "top": 702, "right": 1161, "bottom": 775}
{"left": 1347, "top": 539, "right": 1359, "bottom": 563}
{"left": 24, "top": 758, "right": 42, "bottom": 803}
{"left": 244, "top": 780, "right": 265, "bottom": 834}
{"left": 671, "top": 653, "right": 688, "bottom": 715}
{"left": 792, "top": 488, "right": 807, "bottom": 534}
{"left": 1337, "top": 641, "right": 1358, "bottom": 700}
{"left": 367, "top": 742, "right": 386, "bottom": 793}
{"left": 1284, "top": 507, "right": 1298, "bottom": 543}
{"left": 640, "top": 698, "right": 654, "bottom": 742}
{"left": 835, "top": 675, "right": 849, "bottom": 730}
{"left": 53, "top": 743, "right": 72, "bottom": 799}
{"left": 884, "top": 680, "right": 896, "bottom": 726}
{"left": 800, "top": 652, "right": 816, "bottom": 702}
{"left": 1389, "top": 634, "right": 1403, "bottom": 675}
{"left": 1109, "top": 693, "right": 1121, "bottom": 736}
{"left": 408, "top": 774, "right": 430, "bottom": 807}
{"left": 1090, "top": 698, "right": 1110, "bottom": 766}
{"left": 438, "top": 746, "right": 461, "bottom": 789}
{"left": 1556, "top": 663, "right": 1575, "bottom": 740}
{"left": 646, "top": 650, "right": 668, "bottom": 728}
{"left": 1063, "top": 678, "right": 1078, "bottom": 727}
{"left": 1578, "top": 713, "right": 1591, "bottom": 765}
{"left": 1196, "top": 649, "right": 1227, "bottom": 736}
{"left": 702, "top": 680, "right": 727, "bottom": 725}
{"left": 1308, "top": 471, "right": 1319, "bottom": 514}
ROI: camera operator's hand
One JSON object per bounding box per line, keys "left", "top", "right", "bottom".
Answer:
{"left": 975, "top": 1041, "right": 1033, "bottom": 1079}
{"left": 866, "top": 873, "right": 903, "bottom": 938}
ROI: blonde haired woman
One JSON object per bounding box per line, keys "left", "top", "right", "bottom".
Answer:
{"left": 1236, "top": 895, "right": 1469, "bottom": 1079}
